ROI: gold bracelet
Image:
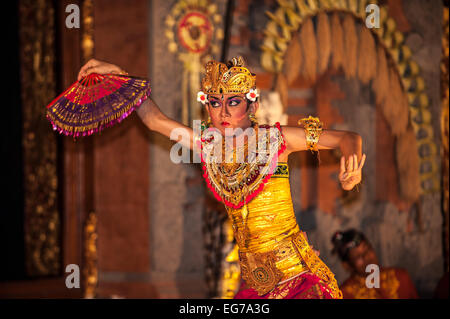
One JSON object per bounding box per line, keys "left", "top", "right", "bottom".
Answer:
{"left": 118, "top": 69, "right": 129, "bottom": 76}
{"left": 298, "top": 116, "right": 323, "bottom": 152}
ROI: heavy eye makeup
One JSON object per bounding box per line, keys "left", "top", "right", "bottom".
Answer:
{"left": 228, "top": 97, "right": 243, "bottom": 106}
{"left": 208, "top": 98, "right": 221, "bottom": 108}
{"left": 209, "top": 96, "right": 243, "bottom": 108}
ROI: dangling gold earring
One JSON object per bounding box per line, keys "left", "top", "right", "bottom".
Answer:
{"left": 249, "top": 113, "right": 258, "bottom": 127}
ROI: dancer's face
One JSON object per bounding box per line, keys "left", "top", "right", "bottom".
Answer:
{"left": 345, "top": 241, "right": 379, "bottom": 276}
{"left": 206, "top": 93, "right": 258, "bottom": 136}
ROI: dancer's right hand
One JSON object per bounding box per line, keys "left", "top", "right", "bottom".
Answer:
{"left": 77, "top": 58, "right": 125, "bottom": 81}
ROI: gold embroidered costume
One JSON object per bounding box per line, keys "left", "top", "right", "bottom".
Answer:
{"left": 200, "top": 123, "right": 342, "bottom": 299}
{"left": 199, "top": 56, "right": 341, "bottom": 298}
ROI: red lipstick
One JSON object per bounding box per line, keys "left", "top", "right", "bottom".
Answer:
{"left": 221, "top": 121, "right": 230, "bottom": 126}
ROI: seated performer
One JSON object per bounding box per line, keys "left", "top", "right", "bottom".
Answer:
{"left": 77, "top": 56, "right": 366, "bottom": 299}
{"left": 331, "top": 229, "right": 419, "bottom": 299}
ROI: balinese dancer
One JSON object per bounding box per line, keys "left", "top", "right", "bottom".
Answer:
{"left": 78, "top": 56, "right": 366, "bottom": 299}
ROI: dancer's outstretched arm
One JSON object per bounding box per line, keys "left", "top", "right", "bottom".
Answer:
{"left": 282, "top": 126, "right": 366, "bottom": 191}
{"left": 78, "top": 59, "right": 195, "bottom": 150}
{"left": 136, "top": 98, "right": 195, "bottom": 150}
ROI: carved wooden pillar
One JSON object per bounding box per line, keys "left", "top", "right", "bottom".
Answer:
{"left": 0, "top": 0, "right": 94, "bottom": 298}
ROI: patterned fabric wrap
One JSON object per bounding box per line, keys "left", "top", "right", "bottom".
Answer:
{"left": 46, "top": 73, "right": 151, "bottom": 137}
{"left": 226, "top": 167, "right": 342, "bottom": 299}
{"left": 234, "top": 272, "right": 334, "bottom": 299}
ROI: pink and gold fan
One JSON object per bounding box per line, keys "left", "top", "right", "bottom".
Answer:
{"left": 46, "top": 73, "right": 151, "bottom": 137}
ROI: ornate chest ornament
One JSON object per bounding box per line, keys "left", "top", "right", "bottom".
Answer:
{"left": 201, "top": 122, "right": 286, "bottom": 209}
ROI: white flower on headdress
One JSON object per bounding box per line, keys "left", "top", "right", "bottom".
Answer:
{"left": 246, "top": 88, "right": 259, "bottom": 102}
{"left": 197, "top": 91, "right": 208, "bottom": 105}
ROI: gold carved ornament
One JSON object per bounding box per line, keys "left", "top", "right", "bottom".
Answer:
{"left": 261, "top": 0, "right": 440, "bottom": 199}
{"left": 165, "top": 0, "right": 224, "bottom": 126}
{"left": 19, "top": 0, "right": 60, "bottom": 277}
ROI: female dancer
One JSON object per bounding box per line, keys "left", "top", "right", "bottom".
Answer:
{"left": 78, "top": 56, "right": 366, "bottom": 299}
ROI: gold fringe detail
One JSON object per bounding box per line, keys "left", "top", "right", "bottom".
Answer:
{"left": 317, "top": 12, "right": 331, "bottom": 75}
{"left": 357, "top": 25, "right": 377, "bottom": 85}
{"left": 342, "top": 14, "right": 358, "bottom": 79}
{"left": 299, "top": 18, "right": 318, "bottom": 83}
{"left": 396, "top": 125, "right": 421, "bottom": 203}
{"left": 47, "top": 89, "right": 148, "bottom": 135}
{"left": 330, "top": 12, "right": 344, "bottom": 71}
{"left": 282, "top": 32, "right": 302, "bottom": 85}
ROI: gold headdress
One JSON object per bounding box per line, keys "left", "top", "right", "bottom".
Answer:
{"left": 200, "top": 56, "right": 256, "bottom": 94}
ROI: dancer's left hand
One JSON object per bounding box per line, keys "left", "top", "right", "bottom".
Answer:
{"left": 339, "top": 153, "right": 366, "bottom": 191}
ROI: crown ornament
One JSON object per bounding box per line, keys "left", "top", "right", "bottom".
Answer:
{"left": 200, "top": 56, "right": 256, "bottom": 96}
